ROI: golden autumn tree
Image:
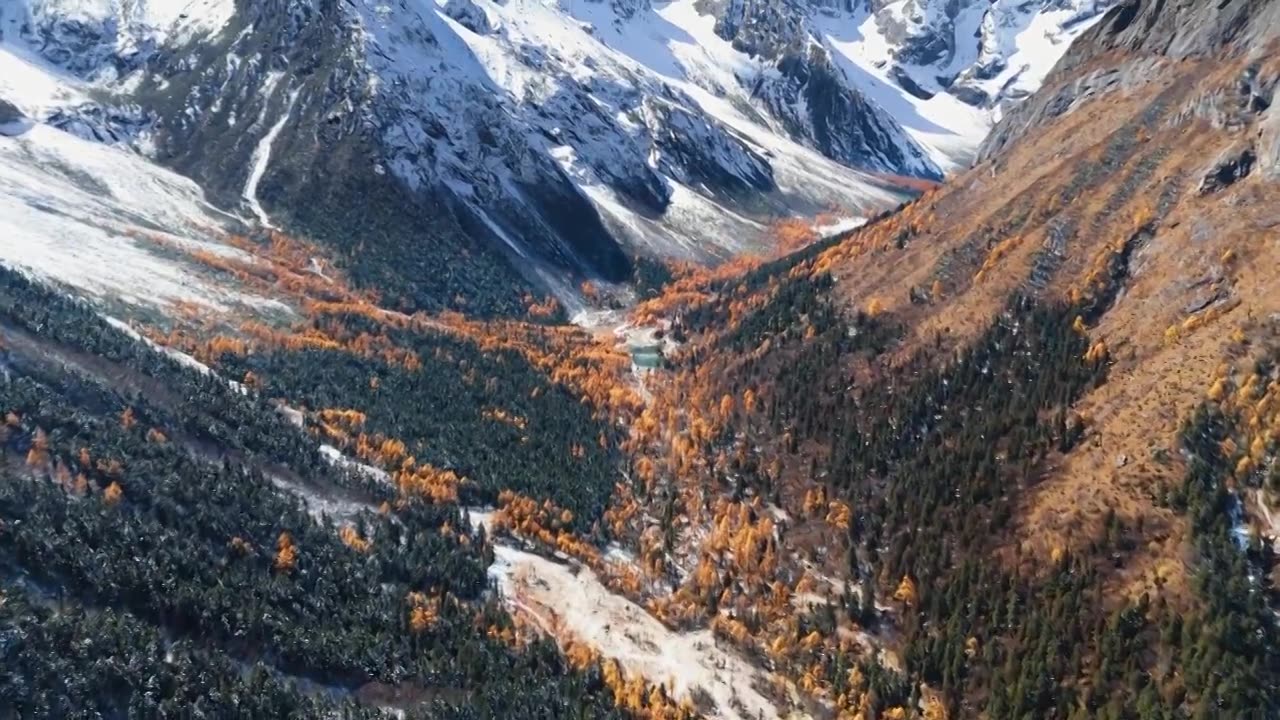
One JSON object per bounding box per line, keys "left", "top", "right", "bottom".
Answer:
{"left": 1084, "top": 340, "right": 1108, "bottom": 364}
{"left": 923, "top": 695, "right": 950, "bottom": 720}
{"left": 103, "top": 481, "right": 123, "bottom": 505}
{"left": 719, "top": 393, "right": 735, "bottom": 421}
{"left": 1208, "top": 377, "right": 1228, "bottom": 403}
{"left": 407, "top": 592, "right": 440, "bottom": 633}
{"left": 25, "top": 428, "right": 49, "bottom": 468}
{"left": 893, "top": 575, "right": 919, "bottom": 607}
{"left": 339, "top": 524, "right": 372, "bottom": 553}
{"left": 274, "top": 532, "right": 297, "bottom": 572}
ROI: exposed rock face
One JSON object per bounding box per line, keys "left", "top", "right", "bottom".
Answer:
{"left": 45, "top": 103, "right": 154, "bottom": 145}
{"left": 1199, "top": 145, "right": 1256, "bottom": 194}
{"left": 711, "top": 1, "right": 941, "bottom": 178}
{"left": 640, "top": 96, "right": 775, "bottom": 198}
{"left": 1059, "top": 0, "right": 1280, "bottom": 64}
{"left": 766, "top": 46, "right": 940, "bottom": 176}
{"left": 0, "top": 97, "right": 33, "bottom": 135}
{"left": 585, "top": 0, "right": 652, "bottom": 19}
{"left": 714, "top": 0, "right": 941, "bottom": 179}
{"left": 442, "top": 0, "right": 494, "bottom": 34}
{"left": 981, "top": 0, "right": 1280, "bottom": 163}
{"left": 0, "top": 97, "right": 22, "bottom": 123}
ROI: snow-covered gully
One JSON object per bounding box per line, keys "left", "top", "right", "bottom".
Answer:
{"left": 243, "top": 84, "right": 299, "bottom": 229}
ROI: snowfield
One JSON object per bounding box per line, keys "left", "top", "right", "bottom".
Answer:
{"left": 0, "top": 0, "right": 291, "bottom": 314}
{"left": 0, "top": 122, "right": 286, "bottom": 311}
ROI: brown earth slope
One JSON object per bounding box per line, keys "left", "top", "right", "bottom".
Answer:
{"left": 823, "top": 0, "right": 1280, "bottom": 601}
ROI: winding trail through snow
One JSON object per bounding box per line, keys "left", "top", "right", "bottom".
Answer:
{"left": 244, "top": 83, "right": 299, "bottom": 229}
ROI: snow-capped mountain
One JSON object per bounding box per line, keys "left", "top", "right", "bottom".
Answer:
{"left": 0, "top": 0, "right": 1112, "bottom": 308}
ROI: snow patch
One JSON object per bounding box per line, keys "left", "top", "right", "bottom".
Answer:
{"left": 814, "top": 9, "right": 992, "bottom": 170}
{"left": 243, "top": 81, "right": 297, "bottom": 229}
{"left": 811, "top": 0, "right": 1111, "bottom": 170}
{"left": 0, "top": 29, "right": 89, "bottom": 116}
{"left": 0, "top": 122, "right": 285, "bottom": 313}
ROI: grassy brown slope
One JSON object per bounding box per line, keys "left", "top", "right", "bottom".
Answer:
{"left": 809, "top": 45, "right": 1280, "bottom": 603}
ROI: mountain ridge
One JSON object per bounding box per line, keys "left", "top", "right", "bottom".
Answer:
{"left": 1, "top": 0, "right": 1110, "bottom": 313}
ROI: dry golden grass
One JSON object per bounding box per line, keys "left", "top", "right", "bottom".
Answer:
{"left": 809, "top": 52, "right": 1280, "bottom": 604}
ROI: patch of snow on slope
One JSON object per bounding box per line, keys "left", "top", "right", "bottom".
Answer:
{"left": 0, "top": 122, "right": 284, "bottom": 312}
{"left": 560, "top": 148, "right": 765, "bottom": 262}
{"left": 243, "top": 81, "right": 297, "bottom": 228}
{"left": 815, "top": 215, "right": 868, "bottom": 237}
{"left": 811, "top": 1, "right": 1109, "bottom": 170}
{"left": 487, "top": 541, "right": 789, "bottom": 720}
{"left": 972, "top": 1, "right": 1107, "bottom": 118}
{"left": 319, "top": 444, "right": 392, "bottom": 485}
{"left": 0, "top": 22, "right": 89, "bottom": 115}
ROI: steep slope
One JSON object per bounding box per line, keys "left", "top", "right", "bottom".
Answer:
{"left": 0, "top": 0, "right": 918, "bottom": 298}
{"left": 591, "top": 0, "right": 1280, "bottom": 715}
{"left": 0, "top": 0, "right": 1109, "bottom": 314}
{"left": 4, "top": 0, "right": 1280, "bottom": 718}
{"left": 721, "top": 0, "right": 1116, "bottom": 169}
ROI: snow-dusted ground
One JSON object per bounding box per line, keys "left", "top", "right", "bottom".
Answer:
{"left": 0, "top": 30, "right": 88, "bottom": 114}
{"left": 319, "top": 444, "right": 393, "bottom": 485}
{"left": 243, "top": 82, "right": 297, "bottom": 228}
{"left": 814, "top": 215, "right": 869, "bottom": 238}
{"left": 467, "top": 510, "right": 793, "bottom": 719}
{"left": 0, "top": 2, "right": 297, "bottom": 316}
{"left": 0, "top": 122, "right": 285, "bottom": 312}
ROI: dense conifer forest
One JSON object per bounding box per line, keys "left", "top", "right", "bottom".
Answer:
{"left": 0, "top": 267, "right": 629, "bottom": 718}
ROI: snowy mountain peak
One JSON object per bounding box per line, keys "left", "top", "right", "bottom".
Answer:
{"left": 2, "top": 0, "right": 1112, "bottom": 310}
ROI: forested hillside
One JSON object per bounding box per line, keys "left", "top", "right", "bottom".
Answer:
{"left": 3, "top": 0, "right": 1280, "bottom": 718}
{"left": 555, "top": 0, "right": 1280, "bottom": 715}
